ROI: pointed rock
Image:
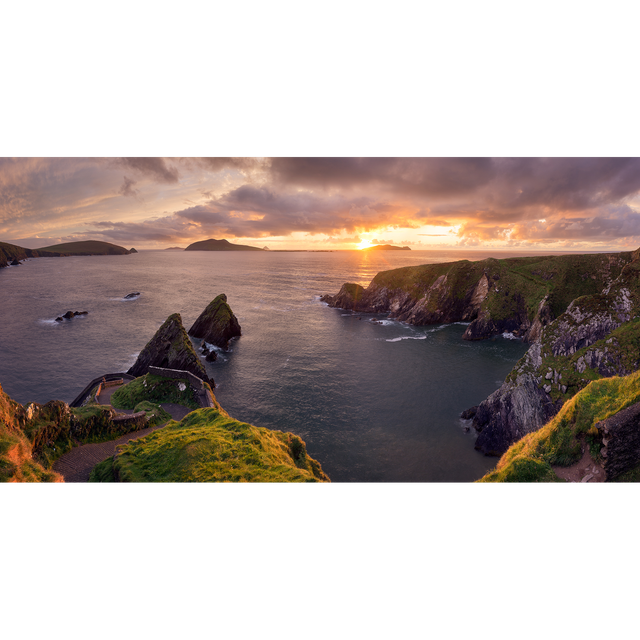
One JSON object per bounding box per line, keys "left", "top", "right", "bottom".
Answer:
{"left": 188, "top": 294, "right": 241, "bottom": 349}
{"left": 128, "top": 313, "right": 208, "bottom": 382}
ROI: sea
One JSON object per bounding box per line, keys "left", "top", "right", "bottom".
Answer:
{"left": 0, "top": 248, "right": 555, "bottom": 482}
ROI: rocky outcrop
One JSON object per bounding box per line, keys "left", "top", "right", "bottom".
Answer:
{"left": 188, "top": 294, "right": 241, "bottom": 349}
{"left": 469, "top": 343, "right": 560, "bottom": 455}
{"left": 128, "top": 313, "right": 210, "bottom": 383}
{"left": 124, "top": 292, "right": 140, "bottom": 299}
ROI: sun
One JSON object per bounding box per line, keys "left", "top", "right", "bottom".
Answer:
{"left": 357, "top": 238, "right": 374, "bottom": 250}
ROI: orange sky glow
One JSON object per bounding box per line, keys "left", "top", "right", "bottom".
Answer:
{"left": 2, "top": 157, "right": 640, "bottom": 253}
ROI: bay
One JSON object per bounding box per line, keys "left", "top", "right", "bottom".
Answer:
{"left": 0, "top": 249, "right": 543, "bottom": 481}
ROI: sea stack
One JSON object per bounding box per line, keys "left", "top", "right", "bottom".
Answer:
{"left": 128, "top": 313, "right": 209, "bottom": 382}
{"left": 188, "top": 294, "right": 241, "bottom": 349}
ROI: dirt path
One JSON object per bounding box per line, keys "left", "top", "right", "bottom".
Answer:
{"left": 552, "top": 444, "right": 605, "bottom": 483}
{"left": 52, "top": 400, "right": 193, "bottom": 483}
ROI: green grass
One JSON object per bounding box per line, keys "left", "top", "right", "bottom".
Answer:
{"left": 111, "top": 374, "right": 199, "bottom": 410}
{"left": 480, "top": 371, "right": 640, "bottom": 482}
{"left": 93, "top": 407, "right": 330, "bottom": 482}
{"left": 89, "top": 457, "right": 117, "bottom": 482}
{"left": 132, "top": 401, "right": 172, "bottom": 426}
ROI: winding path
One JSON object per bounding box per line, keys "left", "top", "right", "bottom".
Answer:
{"left": 52, "top": 384, "right": 193, "bottom": 483}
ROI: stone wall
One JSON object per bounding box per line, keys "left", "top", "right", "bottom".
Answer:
{"left": 597, "top": 401, "right": 640, "bottom": 480}
{"left": 148, "top": 366, "right": 205, "bottom": 390}
{"left": 147, "top": 366, "right": 216, "bottom": 408}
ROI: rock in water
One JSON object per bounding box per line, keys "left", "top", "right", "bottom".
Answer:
{"left": 188, "top": 294, "right": 241, "bottom": 349}
{"left": 128, "top": 313, "right": 209, "bottom": 382}
{"left": 124, "top": 292, "right": 140, "bottom": 299}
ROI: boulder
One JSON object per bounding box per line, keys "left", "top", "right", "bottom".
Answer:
{"left": 188, "top": 294, "right": 241, "bottom": 349}
{"left": 206, "top": 351, "right": 218, "bottom": 362}
{"left": 10, "top": 259, "right": 21, "bottom": 266}
{"left": 55, "top": 317, "right": 63, "bottom": 322}
{"left": 129, "top": 248, "right": 138, "bottom": 253}
{"left": 62, "top": 311, "right": 75, "bottom": 319}
{"left": 127, "top": 313, "right": 209, "bottom": 383}
{"left": 124, "top": 292, "right": 140, "bottom": 299}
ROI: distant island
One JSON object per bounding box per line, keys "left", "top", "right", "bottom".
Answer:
{"left": 364, "top": 244, "right": 411, "bottom": 251}
{"left": 0, "top": 240, "right": 135, "bottom": 268}
{"left": 185, "top": 238, "right": 264, "bottom": 252}
{"left": 164, "top": 246, "right": 185, "bottom": 251}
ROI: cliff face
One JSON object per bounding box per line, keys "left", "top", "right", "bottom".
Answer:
{"left": 128, "top": 313, "right": 210, "bottom": 383}
{"left": 469, "top": 250, "right": 640, "bottom": 455}
{"left": 322, "top": 252, "right": 631, "bottom": 341}
{"left": 188, "top": 293, "right": 241, "bottom": 349}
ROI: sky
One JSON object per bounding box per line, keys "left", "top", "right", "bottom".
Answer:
{"left": 3, "top": 157, "right": 640, "bottom": 252}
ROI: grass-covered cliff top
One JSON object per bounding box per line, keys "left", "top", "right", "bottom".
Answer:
{"left": 90, "top": 406, "right": 330, "bottom": 482}
{"left": 480, "top": 371, "right": 640, "bottom": 482}
{"left": 370, "top": 251, "right": 631, "bottom": 322}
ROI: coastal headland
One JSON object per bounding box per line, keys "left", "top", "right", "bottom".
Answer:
{"left": 323, "top": 247, "right": 640, "bottom": 473}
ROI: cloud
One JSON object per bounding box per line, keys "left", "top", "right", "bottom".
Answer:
{"left": 119, "top": 176, "right": 139, "bottom": 198}
{"left": 114, "top": 157, "right": 180, "bottom": 183}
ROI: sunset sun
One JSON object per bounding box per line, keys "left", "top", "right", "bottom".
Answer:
{"left": 357, "top": 238, "right": 374, "bottom": 250}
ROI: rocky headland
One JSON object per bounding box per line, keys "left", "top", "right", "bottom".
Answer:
{"left": 323, "top": 249, "right": 640, "bottom": 457}
{"left": 188, "top": 293, "right": 242, "bottom": 349}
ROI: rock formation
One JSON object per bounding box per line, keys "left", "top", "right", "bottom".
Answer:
{"left": 188, "top": 294, "right": 241, "bottom": 349}
{"left": 128, "top": 313, "right": 210, "bottom": 383}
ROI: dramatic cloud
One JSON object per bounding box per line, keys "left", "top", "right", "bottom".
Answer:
{"left": 2, "top": 157, "right": 640, "bottom": 250}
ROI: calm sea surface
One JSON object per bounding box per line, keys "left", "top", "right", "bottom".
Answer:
{"left": 0, "top": 249, "right": 550, "bottom": 481}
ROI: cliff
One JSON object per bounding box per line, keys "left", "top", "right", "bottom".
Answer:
{"left": 188, "top": 293, "right": 242, "bottom": 349}
{"left": 322, "top": 252, "right": 631, "bottom": 341}
{"left": 128, "top": 313, "right": 210, "bottom": 383}
{"left": 184, "top": 238, "right": 264, "bottom": 251}
{"left": 479, "top": 370, "right": 640, "bottom": 482}
{"left": 468, "top": 248, "right": 640, "bottom": 455}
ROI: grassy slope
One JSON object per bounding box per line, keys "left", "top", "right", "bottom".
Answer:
{"left": 91, "top": 407, "right": 329, "bottom": 482}
{"left": 111, "top": 374, "right": 201, "bottom": 410}
{"left": 480, "top": 371, "right": 640, "bottom": 482}
{"left": 0, "top": 383, "right": 62, "bottom": 482}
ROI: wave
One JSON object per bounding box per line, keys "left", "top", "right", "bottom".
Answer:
{"left": 501, "top": 332, "right": 521, "bottom": 340}
{"left": 386, "top": 335, "right": 428, "bottom": 342}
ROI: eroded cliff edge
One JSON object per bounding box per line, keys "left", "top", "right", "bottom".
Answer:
{"left": 323, "top": 249, "right": 640, "bottom": 456}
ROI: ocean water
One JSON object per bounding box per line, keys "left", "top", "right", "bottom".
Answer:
{"left": 0, "top": 249, "right": 537, "bottom": 481}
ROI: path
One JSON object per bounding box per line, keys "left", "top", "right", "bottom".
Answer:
{"left": 552, "top": 444, "right": 605, "bottom": 483}
{"left": 53, "top": 384, "right": 193, "bottom": 482}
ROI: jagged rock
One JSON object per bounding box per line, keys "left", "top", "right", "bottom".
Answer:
{"left": 128, "top": 313, "right": 209, "bottom": 383}
{"left": 206, "top": 351, "right": 218, "bottom": 362}
{"left": 129, "top": 248, "right": 138, "bottom": 253}
{"left": 124, "top": 292, "right": 140, "bottom": 299}
{"left": 62, "top": 311, "right": 75, "bottom": 319}
{"left": 188, "top": 294, "right": 241, "bottom": 349}
{"left": 55, "top": 317, "right": 63, "bottom": 322}
{"left": 10, "top": 259, "right": 20, "bottom": 266}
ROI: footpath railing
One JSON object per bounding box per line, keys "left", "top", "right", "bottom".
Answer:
{"left": 70, "top": 372, "right": 136, "bottom": 408}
